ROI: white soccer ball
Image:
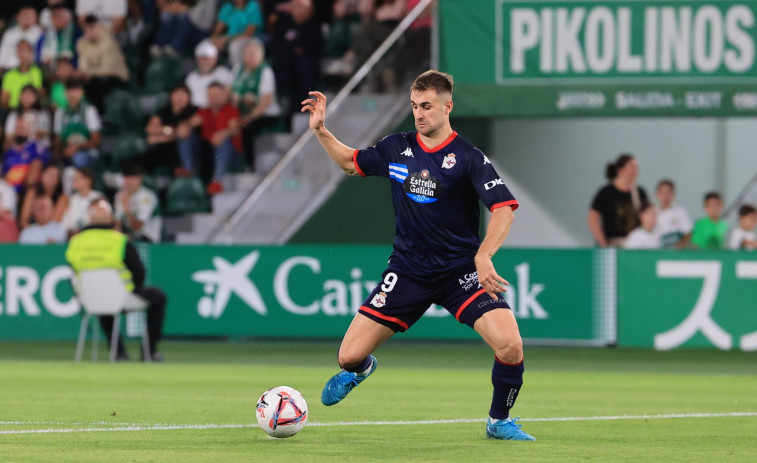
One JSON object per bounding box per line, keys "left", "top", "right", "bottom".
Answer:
{"left": 255, "top": 386, "right": 308, "bottom": 438}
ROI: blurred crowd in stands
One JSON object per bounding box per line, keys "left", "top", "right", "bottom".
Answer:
{"left": 588, "top": 154, "right": 757, "bottom": 251}
{"left": 0, "top": 0, "right": 433, "bottom": 244}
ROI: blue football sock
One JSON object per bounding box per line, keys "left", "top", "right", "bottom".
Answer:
{"left": 489, "top": 355, "right": 524, "bottom": 420}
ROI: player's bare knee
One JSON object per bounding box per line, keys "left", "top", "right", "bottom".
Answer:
{"left": 494, "top": 336, "right": 523, "bottom": 365}
{"left": 337, "top": 350, "right": 365, "bottom": 370}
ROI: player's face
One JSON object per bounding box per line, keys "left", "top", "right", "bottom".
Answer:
{"left": 410, "top": 90, "right": 452, "bottom": 137}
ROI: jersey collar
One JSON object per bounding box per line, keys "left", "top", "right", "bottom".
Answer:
{"left": 416, "top": 131, "right": 458, "bottom": 153}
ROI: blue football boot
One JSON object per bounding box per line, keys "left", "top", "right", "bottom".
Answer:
{"left": 321, "top": 355, "right": 377, "bottom": 406}
{"left": 485, "top": 417, "right": 536, "bottom": 441}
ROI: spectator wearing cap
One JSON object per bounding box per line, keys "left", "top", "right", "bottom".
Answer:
{"left": 76, "top": 0, "right": 127, "bottom": 35}
{"left": 0, "top": 7, "right": 43, "bottom": 72}
{"left": 53, "top": 78, "right": 102, "bottom": 168}
{"left": 19, "top": 196, "right": 67, "bottom": 244}
{"left": 211, "top": 0, "right": 264, "bottom": 68}
{"left": 189, "top": 82, "right": 241, "bottom": 195}
{"left": 114, "top": 162, "right": 162, "bottom": 243}
{"left": 76, "top": 14, "right": 129, "bottom": 113}
{"left": 4, "top": 85, "right": 51, "bottom": 152}
{"left": 39, "top": 4, "right": 79, "bottom": 68}
{"left": 186, "top": 40, "right": 233, "bottom": 109}
{"left": 60, "top": 166, "right": 104, "bottom": 235}
{"left": 1, "top": 41, "right": 43, "bottom": 110}
{"left": 2, "top": 118, "right": 49, "bottom": 194}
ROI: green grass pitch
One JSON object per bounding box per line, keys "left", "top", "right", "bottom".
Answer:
{"left": 0, "top": 340, "right": 755, "bottom": 462}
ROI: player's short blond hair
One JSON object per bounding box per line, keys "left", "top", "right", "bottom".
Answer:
{"left": 410, "top": 70, "right": 453, "bottom": 96}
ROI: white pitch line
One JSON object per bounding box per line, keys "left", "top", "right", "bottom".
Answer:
{"left": 1, "top": 412, "right": 755, "bottom": 435}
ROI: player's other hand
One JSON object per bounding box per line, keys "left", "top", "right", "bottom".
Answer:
{"left": 475, "top": 255, "right": 509, "bottom": 300}
{"left": 301, "top": 91, "right": 327, "bottom": 131}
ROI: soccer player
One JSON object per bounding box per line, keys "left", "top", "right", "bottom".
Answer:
{"left": 301, "top": 70, "right": 534, "bottom": 441}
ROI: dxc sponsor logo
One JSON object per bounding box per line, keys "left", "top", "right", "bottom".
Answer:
{"left": 484, "top": 178, "right": 505, "bottom": 191}
{"left": 0, "top": 266, "right": 79, "bottom": 318}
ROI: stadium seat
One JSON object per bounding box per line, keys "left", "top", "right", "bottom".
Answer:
{"left": 142, "top": 56, "right": 185, "bottom": 95}
{"left": 166, "top": 177, "right": 210, "bottom": 215}
{"left": 110, "top": 134, "right": 149, "bottom": 167}
{"left": 103, "top": 90, "right": 145, "bottom": 135}
{"left": 73, "top": 269, "right": 151, "bottom": 363}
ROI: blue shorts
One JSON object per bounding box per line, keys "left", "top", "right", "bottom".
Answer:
{"left": 358, "top": 262, "right": 510, "bottom": 332}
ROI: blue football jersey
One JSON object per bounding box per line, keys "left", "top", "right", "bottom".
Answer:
{"left": 354, "top": 131, "right": 518, "bottom": 276}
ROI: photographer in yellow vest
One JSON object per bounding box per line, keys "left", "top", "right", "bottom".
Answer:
{"left": 66, "top": 199, "right": 167, "bottom": 361}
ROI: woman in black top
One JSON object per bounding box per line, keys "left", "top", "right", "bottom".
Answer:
{"left": 142, "top": 84, "right": 199, "bottom": 175}
{"left": 588, "top": 153, "right": 649, "bottom": 247}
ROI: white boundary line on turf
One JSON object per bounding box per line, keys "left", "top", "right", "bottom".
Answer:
{"left": 1, "top": 412, "right": 756, "bottom": 435}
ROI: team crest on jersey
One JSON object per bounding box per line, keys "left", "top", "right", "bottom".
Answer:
{"left": 401, "top": 147, "right": 413, "bottom": 157}
{"left": 371, "top": 292, "right": 388, "bottom": 308}
{"left": 442, "top": 153, "right": 457, "bottom": 169}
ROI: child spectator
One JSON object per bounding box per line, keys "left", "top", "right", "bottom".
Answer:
{"left": 624, "top": 203, "right": 661, "bottom": 250}
{"left": 211, "top": 0, "right": 264, "bottom": 67}
{"left": 4, "top": 85, "right": 51, "bottom": 152}
{"left": 654, "top": 179, "right": 692, "bottom": 249}
{"left": 691, "top": 191, "right": 728, "bottom": 250}
{"left": 185, "top": 40, "right": 233, "bottom": 108}
{"left": 76, "top": 0, "right": 127, "bottom": 35}
{"left": 18, "top": 196, "right": 67, "bottom": 244}
{"left": 729, "top": 204, "right": 757, "bottom": 251}
{"left": 190, "top": 82, "right": 241, "bottom": 194}
{"left": 76, "top": 15, "right": 129, "bottom": 113}
{"left": 232, "top": 39, "right": 281, "bottom": 171}
{"left": 19, "top": 163, "right": 68, "bottom": 229}
{"left": 0, "top": 7, "right": 43, "bottom": 72}
{"left": 114, "top": 162, "right": 162, "bottom": 243}
{"left": 144, "top": 84, "right": 199, "bottom": 176}
{"left": 39, "top": 5, "right": 78, "bottom": 68}
{"left": 1, "top": 41, "right": 44, "bottom": 109}
{"left": 2, "top": 119, "right": 49, "bottom": 193}
{"left": 60, "top": 166, "right": 103, "bottom": 235}
{"left": 53, "top": 78, "right": 102, "bottom": 167}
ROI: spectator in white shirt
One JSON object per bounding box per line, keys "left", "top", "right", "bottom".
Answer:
{"left": 185, "top": 40, "right": 233, "bottom": 108}
{"left": 0, "top": 7, "right": 43, "bottom": 71}
{"left": 19, "top": 196, "right": 67, "bottom": 244}
{"left": 61, "top": 166, "right": 104, "bottom": 235}
{"left": 0, "top": 178, "right": 18, "bottom": 217}
{"left": 654, "top": 179, "right": 692, "bottom": 249}
{"left": 625, "top": 203, "right": 662, "bottom": 250}
{"left": 76, "top": 0, "right": 127, "bottom": 35}
{"left": 115, "top": 162, "right": 162, "bottom": 243}
{"left": 729, "top": 204, "right": 757, "bottom": 251}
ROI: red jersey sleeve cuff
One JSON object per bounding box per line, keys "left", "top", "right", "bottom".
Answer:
{"left": 490, "top": 200, "right": 519, "bottom": 212}
{"left": 352, "top": 149, "right": 366, "bottom": 177}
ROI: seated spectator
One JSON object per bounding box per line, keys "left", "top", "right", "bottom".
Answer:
{"left": 66, "top": 198, "right": 167, "bottom": 362}
{"left": 4, "top": 85, "right": 51, "bottom": 151}
{"left": 211, "top": 0, "right": 264, "bottom": 67}
{"left": 654, "top": 179, "right": 692, "bottom": 249}
{"left": 19, "top": 196, "right": 67, "bottom": 244}
{"left": 691, "top": 191, "right": 728, "bottom": 250}
{"left": 0, "top": 177, "right": 18, "bottom": 217}
{"left": 115, "top": 162, "right": 162, "bottom": 243}
{"left": 0, "top": 189, "right": 20, "bottom": 243}
{"left": 232, "top": 39, "right": 281, "bottom": 171}
{"left": 270, "top": 0, "right": 322, "bottom": 124}
{"left": 324, "top": 0, "right": 405, "bottom": 76}
{"left": 190, "top": 82, "right": 241, "bottom": 194}
{"left": 729, "top": 204, "right": 757, "bottom": 251}
{"left": 76, "top": 15, "right": 129, "bottom": 113}
{"left": 624, "top": 203, "right": 661, "bottom": 250}
{"left": 324, "top": 0, "right": 362, "bottom": 60}
{"left": 588, "top": 154, "right": 648, "bottom": 247}
{"left": 39, "top": 0, "right": 67, "bottom": 29}
{"left": 19, "top": 162, "right": 68, "bottom": 229}
{"left": 76, "top": 0, "right": 127, "bottom": 35}
{"left": 39, "top": 4, "right": 79, "bottom": 68}
{"left": 0, "top": 7, "right": 43, "bottom": 72}
{"left": 61, "top": 166, "right": 104, "bottom": 235}
{"left": 152, "top": 0, "right": 194, "bottom": 57}
{"left": 1, "top": 41, "right": 44, "bottom": 109}
{"left": 53, "top": 78, "right": 102, "bottom": 167}
{"left": 144, "top": 84, "right": 199, "bottom": 176}
{"left": 186, "top": 40, "right": 233, "bottom": 108}
{"left": 2, "top": 119, "right": 49, "bottom": 193}
{"left": 49, "top": 57, "right": 76, "bottom": 109}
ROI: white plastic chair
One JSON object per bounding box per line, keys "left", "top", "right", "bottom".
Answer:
{"left": 73, "top": 269, "right": 150, "bottom": 362}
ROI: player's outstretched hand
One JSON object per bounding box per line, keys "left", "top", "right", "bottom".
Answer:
{"left": 475, "top": 256, "right": 509, "bottom": 300}
{"left": 301, "top": 91, "right": 327, "bottom": 131}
